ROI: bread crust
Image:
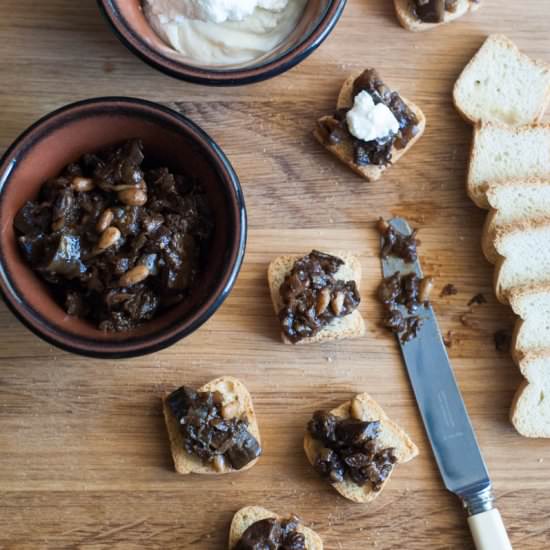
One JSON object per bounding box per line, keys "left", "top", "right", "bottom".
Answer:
{"left": 314, "top": 71, "right": 426, "bottom": 182}
{"left": 228, "top": 506, "right": 323, "bottom": 549}
{"left": 163, "top": 376, "right": 261, "bottom": 475}
{"left": 481, "top": 208, "right": 499, "bottom": 264}
{"left": 482, "top": 178, "right": 550, "bottom": 263}
{"left": 467, "top": 123, "right": 550, "bottom": 209}
{"left": 510, "top": 317, "right": 524, "bottom": 365}
{"left": 267, "top": 251, "right": 366, "bottom": 345}
{"left": 466, "top": 122, "right": 491, "bottom": 208}
{"left": 453, "top": 34, "right": 550, "bottom": 126}
{"left": 510, "top": 352, "right": 550, "bottom": 438}
{"left": 508, "top": 283, "right": 550, "bottom": 362}
{"left": 510, "top": 380, "right": 533, "bottom": 437}
{"left": 303, "top": 392, "right": 418, "bottom": 503}
{"left": 394, "top": 0, "right": 480, "bottom": 33}
{"left": 493, "top": 218, "right": 550, "bottom": 302}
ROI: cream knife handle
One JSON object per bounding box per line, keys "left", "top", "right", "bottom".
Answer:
{"left": 468, "top": 509, "right": 513, "bottom": 550}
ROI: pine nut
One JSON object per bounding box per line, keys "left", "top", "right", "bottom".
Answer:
{"left": 96, "top": 209, "right": 114, "bottom": 233}
{"left": 316, "top": 288, "right": 331, "bottom": 315}
{"left": 350, "top": 397, "right": 363, "bottom": 420}
{"left": 331, "top": 292, "right": 345, "bottom": 316}
{"left": 221, "top": 400, "right": 240, "bottom": 420}
{"left": 118, "top": 188, "right": 147, "bottom": 206}
{"left": 212, "top": 455, "right": 226, "bottom": 473}
{"left": 97, "top": 226, "right": 121, "bottom": 251}
{"left": 119, "top": 265, "right": 150, "bottom": 287}
{"left": 419, "top": 277, "right": 434, "bottom": 303}
{"left": 71, "top": 176, "right": 95, "bottom": 192}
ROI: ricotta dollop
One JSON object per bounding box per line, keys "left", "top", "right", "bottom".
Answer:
{"left": 346, "top": 91, "right": 400, "bottom": 143}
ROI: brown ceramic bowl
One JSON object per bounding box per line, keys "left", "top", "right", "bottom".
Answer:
{"left": 97, "top": 0, "right": 347, "bottom": 85}
{"left": 0, "top": 98, "right": 246, "bottom": 358}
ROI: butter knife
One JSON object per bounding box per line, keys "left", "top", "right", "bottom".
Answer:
{"left": 380, "top": 218, "right": 512, "bottom": 550}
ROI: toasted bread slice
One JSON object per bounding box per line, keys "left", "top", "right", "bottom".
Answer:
{"left": 467, "top": 123, "right": 550, "bottom": 208}
{"left": 482, "top": 179, "right": 550, "bottom": 263}
{"left": 163, "top": 376, "right": 261, "bottom": 475}
{"left": 394, "top": 0, "right": 480, "bottom": 32}
{"left": 228, "top": 506, "right": 323, "bottom": 550}
{"left": 509, "top": 284, "right": 550, "bottom": 362}
{"left": 493, "top": 219, "right": 550, "bottom": 303}
{"left": 454, "top": 34, "right": 550, "bottom": 126}
{"left": 304, "top": 392, "right": 418, "bottom": 503}
{"left": 268, "top": 251, "right": 366, "bottom": 345}
{"left": 313, "top": 72, "right": 426, "bottom": 182}
{"left": 510, "top": 352, "right": 550, "bottom": 438}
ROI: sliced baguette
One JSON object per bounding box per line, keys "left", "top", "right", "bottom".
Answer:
{"left": 493, "top": 220, "right": 550, "bottom": 302}
{"left": 163, "top": 376, "right": 261, "bottom": 475}
{"left": 467, "top": 124, "right": 550, "bottom": 208}
{"left": 510, "top": 352, "right": 550, "bottom": 438}
{"left": 454, "top": 34, "right": 550, "bottom": 126}
{"left": 482, "top": 179, "right": 550, "bottom": 263}
{"left": 313, "top": 72, "right": 426, "bottom": 182}
{"left": 303, "top": 392, "right": 418, "bottom": 503}
{"left": 394, "top": 0, "right": 480, "bottom": 32}
{"left": 228, "top": 506, "right": 323, "bottom": 550}
{"left": 268, "top": 251, "right": 366, "bottom": 345}
{"left": 509, "top": 284, "right": 550, "bottom": 362}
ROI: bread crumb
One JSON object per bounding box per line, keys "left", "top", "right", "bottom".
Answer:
{"left": 538, "top": 458, "right": 544, "bottom": 463}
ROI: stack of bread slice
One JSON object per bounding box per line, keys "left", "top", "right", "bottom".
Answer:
{"left": 453, "top": 34, "right": 550, "bottom": 437}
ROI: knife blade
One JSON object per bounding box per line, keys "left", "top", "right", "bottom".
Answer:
{"left": 380, "top": 218, "right": 512, "bottom": 550}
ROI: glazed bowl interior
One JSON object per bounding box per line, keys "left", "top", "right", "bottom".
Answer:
{"left": 0, "top": 99, "right": 245, "bottom": 357}
{"left": 99, "top": 0, "right": 345, "bottom": 84}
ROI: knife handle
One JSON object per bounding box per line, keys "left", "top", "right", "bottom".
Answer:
{"left": 468, "top": 509, "right": 513, "bottom": 550}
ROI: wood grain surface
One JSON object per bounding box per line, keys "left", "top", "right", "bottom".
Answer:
{"left": 1, "top": 1, "right": 550, "bottom": 548}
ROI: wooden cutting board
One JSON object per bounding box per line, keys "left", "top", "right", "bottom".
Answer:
{"left": 1, "top": 1, "right": 549, "bottom": 548}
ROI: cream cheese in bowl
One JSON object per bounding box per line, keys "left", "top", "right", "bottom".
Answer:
{"left": 144, "top": 0, "right": 308, "bottom": 65}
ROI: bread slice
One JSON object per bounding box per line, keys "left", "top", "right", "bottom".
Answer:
{"left": 303, "top": 392, "right": 418, "bottom": 503}
{"left": 268, "top": 251, "right": 366, "bottom": 345}
{"left": 509, "top": 284, "right": 550, "bottom": 361}
{"left": 467, "top": 123, "right": 550, "bottom": 208}
{"left": 313, "top": 72, "right": 426, "bottom": 182}
{"left": 163, "top": 376, "right": 261, "bottom": 475}
{"left": 394, "top": 0, "right": 481, "bottom": 32}
{"left": 493, "top": 220, "right": 550, "bottom": 302}
{"left": 510, "top": 352, "right": 550, "bottom": 438}
{"left": 454, "top": 34, "right": 550, "bottom": 126}
{"left": 482, "top": 179, "right": 550, "bottom": 263}
{"left": 228, "top": 506, "right": 323, "bottom": 550}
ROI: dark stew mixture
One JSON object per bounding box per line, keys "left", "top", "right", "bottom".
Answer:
{"left": 320, "top": 69, "right": 421, "bottom": 167}
{"left": 378, "top": 218, "right": 418, "bottom": 263}
{"left": 236, "top": 516, "right": 305, "bottom": 550}
{"left": 377, "top": 219, "right": 431, "bottom": 343}
{"left": 166, "top": 386, "right": 261, "bottom": 472}
{"left": 378, "top": 272, "right": 433, "bottom": 343}
{"left": 14, "top": 139, "right": 212, "bottom": 331}
{"left": 278, "top": 250, "right": 360, "bottom": 343}
{"left": 413, "top": 0, "right": 479, "bottom": 23}
{"left": 308, "top": 403, "right": 397, "bottom": 491}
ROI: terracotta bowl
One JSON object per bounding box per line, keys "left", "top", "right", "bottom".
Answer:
{"left": 97, "top": 0, "right": 347, "bottom": 85}
{"left": 0, "top": 98, "right": 246, "bottom": 358}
